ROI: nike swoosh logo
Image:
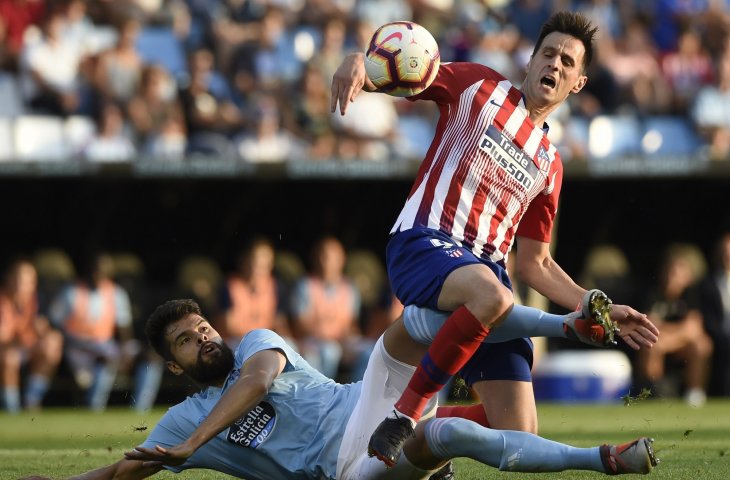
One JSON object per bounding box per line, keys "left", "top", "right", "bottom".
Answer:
{"left": 489, "top": 99, "right": 502, "bottom": 108}
{"left": 377, "top": 32, "right": 403, "bottom": 49}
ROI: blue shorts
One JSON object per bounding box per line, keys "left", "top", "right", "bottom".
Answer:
{"left": 386, "top": 227, "right": 512, "bottom": 309}
{"left": 388, "top": 228, "right": 529, "bottom": 382}
{"left": 460, "top": 338, "right": 534, "bottom": 384}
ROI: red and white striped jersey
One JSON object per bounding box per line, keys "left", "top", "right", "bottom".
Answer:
{"left": 391, "top": 62, "right": 563, "bottom": 264}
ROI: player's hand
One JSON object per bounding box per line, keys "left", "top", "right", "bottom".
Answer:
{"left": 330, "top": 52, "right": 376, "bottom": 116}
{"left": 609, "top": 304, "right": 659, "bottom": 350}
{"left": 17, "top": 476, "right": 54, "bottom": 480}
{"left": 124, "top": 443, "right": 195, "bottom": 467}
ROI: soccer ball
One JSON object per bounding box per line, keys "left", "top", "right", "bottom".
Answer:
{"left": 364, "top": 21, "right": 440, "bottom": 97}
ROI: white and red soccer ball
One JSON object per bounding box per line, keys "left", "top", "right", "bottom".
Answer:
{"left": 364, "top": 21, "right": 440, "bottom": 98}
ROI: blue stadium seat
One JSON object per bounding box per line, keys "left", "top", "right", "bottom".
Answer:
{"left": 641, "top": 116, "right": 702, "bottom": 157}
{"left": 135, "top": 27, "right": 187, "bottom": 77}
{"left": 588, "top": 114, "right": 642, "bottom": 161}
{"left": 0, "top": 73, "right": 25, "bottom": 117}
{"left": 0, "top": 117, "right": 14, "bottom": 160}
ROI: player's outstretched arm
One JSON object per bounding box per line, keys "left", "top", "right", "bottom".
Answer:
{"left": 19, "top": 458, "right": 163, "bottom": 480}
{"left": 330, "top": 52, "right": 377, "bottom": 116}
{"left": 515, "top": 237, "right": 659, "bottom": 350}
{"left": 125, "top": 349, "right": 286, "bottom": 467}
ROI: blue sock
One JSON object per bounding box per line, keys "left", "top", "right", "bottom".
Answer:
{"left": 24, "top": 374, "right": 50, "bottom": 408}
{"left": 487, "top": 304, "right": 567, "bottom": 343}
{"left": 403, "top": 304, "right": 568, "bottom": 345}
{"left": 2, "top": 386, "right": 21, "bottom": 413}
{"left": 424, "top": 418, "right": 604, "bottom": 473}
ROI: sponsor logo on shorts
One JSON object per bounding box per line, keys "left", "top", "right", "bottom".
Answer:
{"left": 227, "top": 401, "right": 276, "bottom": 449}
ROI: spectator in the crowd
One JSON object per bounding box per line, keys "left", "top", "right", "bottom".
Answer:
{"left": 0, "top": 259, "right": 63, "bottom": 412}
{"left": 290, "top": 236, "right": 363, "bottom": 381}
{"left": 20, "top": 8, "right": 85, "bottom": 116}
{"left": 699, "top": 232, "right": 730, "bottom": 397}
{"left": 0, "top": 0, "right": 46, "bottom": 71}
{"left": 636, "top": 243, "right": 713, "bottom": 407}
{"left": 660, "top": 26, "right": 714, "bottom": 115}
{"left": 290, "top": 63, "right": 337, "bottom": 160}
{"left": 49, "top": 252, "right": 135, "bottom": 410}
{"left": 82, "top": 101, "right": 137, "bottom": 162}
{"left": 93, "top": 16, "right": 143, "bottom": 104}
{"left": 178, "top": 47, "right": 242, "bottom": 156}
{"left": 128, "top": 64, "right": 187, "bottom": 160}
{"left": 217, "top": 236, "right": 292, "bottom": 348}
{"left": 468, "top": 21, "right": 520, "bottom": 85}
{"left": 308, "top": 15, "right": 348, "bottom": 87}
{"left": 602, "top": 18, "right": 672, "bottom": 115}
{"left": 230, "top": 6, "right": 302, "bottom": 102}
{"left": 691, "top": 47, "right": 730, "bottom": 160}
{"left": 210, "top": 0, "right": 268, "bottom": 75}
{"left": 236, "top": 94, "right": 303, "bottom": 162}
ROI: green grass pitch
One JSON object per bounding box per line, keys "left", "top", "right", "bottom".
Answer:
{"left": 3, "top": 399, "right": 730, "bottom": 479}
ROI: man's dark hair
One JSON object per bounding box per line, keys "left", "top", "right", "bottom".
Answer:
{"left": 532, "top": 11, "right": 598, "bottom": 72}
{"left": 145, "top": 299, "right": 202, "bottom": 360}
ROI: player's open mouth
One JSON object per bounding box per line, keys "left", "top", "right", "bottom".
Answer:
{"left": 201, "top": 342, "right": 219, "bottom": 356}
{"left": 540, "top": 75, "right": 556, "bottom": 89}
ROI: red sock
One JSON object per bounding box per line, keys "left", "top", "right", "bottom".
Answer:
{"left": 436, "top": 404, "right": 490, "bottom": 427}
{"left": 394, "top": 305, "right": 489, "bottom": 421}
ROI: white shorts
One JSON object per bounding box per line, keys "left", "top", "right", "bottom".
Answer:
{"left": 336, "top": 336, "right": 438, "bottom": 480}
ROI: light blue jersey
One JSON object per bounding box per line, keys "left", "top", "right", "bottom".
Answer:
{"left": 140, "top": 329, "right": 362, "bottom": 479}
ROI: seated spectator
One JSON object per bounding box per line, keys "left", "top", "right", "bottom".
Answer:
{"left": 49, "top": 252, "right": 135, "bottom": 411}
{"left": 20, "top": 8, "right": 85, "bottom": 116}
{"left": 178, "top": 47, "right": 242, "bottom": 156}
{"left": 83, "top": 101, "right": 137, "bottom": 162}
{"left": 93, "top": 16, "right": 143, "bottom": 104}
{"left": 699, "top": 233, "right": 730, "bottom": 397}
{"left": 236, "top": 94, "right": 304, "bottom": 162}
{"left": 290, "top": 236, "right": 366, "bottom": 381}
{"left": 230, "top": 6, "right": 302, "bottom": 102}
{"left": 0, "top": 0, "right": 45, "bottom": 71}
{"left": 691, "top": 49, "right": 730, "bottom": 160}
{"left": 290, "top": 64, "right": 337, "bottom": 160}
{"left": 217, "top": 237, "right": 293, "bottom": 349}
{"left": 660, "top": 26, "right": 714, "bottom": 115}
{"left": 0, "top": 259, "right": 63, "bottom": 412}
{"left": 329, "top": 90, "right": 398, "bottom": 162}
{"left": 602, "top": 18, "right": 672, "bottom": 115}
{"left": 636, "top": 243, "right": 713, "bottom": 407}
{"left": 128, "top": 64, "right": 187, "bottom": 160}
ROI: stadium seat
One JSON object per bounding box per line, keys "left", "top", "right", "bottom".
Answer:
{"left": 136, "top": 27, "right": 187, "bottom": 77}
{"left": 0, "top": 117, "right": 14, "bottom": 161}
{"left": 13, "top": 115, "right": 68, "bottom": 161}
{"left": 0, "top": 73, "right": 25, "bottom": 117}
{"left": 588, "top": 114, "right": 642, "bottom": 161}
{"left": 641, "top": 116, "right": 702, "bottom": 157}
{"left": 64, "top": 115, "right": 96, "bottom": 157}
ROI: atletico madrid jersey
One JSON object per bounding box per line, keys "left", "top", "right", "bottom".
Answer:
{"left": 391, "top": 62, "right": 563, "bottom": 264}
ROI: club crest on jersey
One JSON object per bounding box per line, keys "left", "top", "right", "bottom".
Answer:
{"left": 430, "top": 239, "right": 454, "bottom": 249}
{"left": 479, "top": 125, "right": 537, "bottom": 190}
{"left": 227, "top": 401, "right": 276, "bottom": 449}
